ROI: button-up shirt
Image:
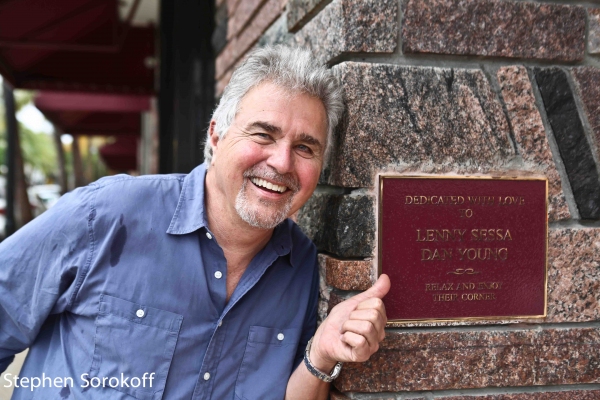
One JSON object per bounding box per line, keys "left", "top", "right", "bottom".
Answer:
{"left": 0, "top": 163, "right": 319, "bottom": 399}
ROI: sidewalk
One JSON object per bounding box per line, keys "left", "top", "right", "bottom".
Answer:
{"left": 0, "top": 350, "right": 27, "bottom": 399}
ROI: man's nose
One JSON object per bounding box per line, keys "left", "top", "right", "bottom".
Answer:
{"left": 267, "top": 144, "right": 294, "bottom": 174}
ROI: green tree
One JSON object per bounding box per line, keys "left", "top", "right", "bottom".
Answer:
{"left": 19, "top": 125, "right": 57, "bottom": 178}
{"left": 0, "top": 85, "right": 58, "bottom": 182}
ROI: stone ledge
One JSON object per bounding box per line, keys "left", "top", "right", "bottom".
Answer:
{"left": 293, "top": 0, "right": 397, "bottom": 65}
{"left": 334, "top": 327, "right": 600, "bottom": 392}
{"left": 435, "top": 391, "right": 600, "bottom": 400}
{"left": 331, "top": 389, "right": 415, "bottom": 400}
{"left": 402, "top": 0, "right": 586, "bottom": 62}
{"left": 332, "top": 390, "right": 600, "bottom": 400}
{"left": 329, "top": 389, "right": 351, "bottom": 400}
{"left": 321, "top": 254, "right": 374, "bottom": 291}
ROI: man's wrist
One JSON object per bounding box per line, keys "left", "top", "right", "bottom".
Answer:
{"left": 304, "top": 337, "right": 343, "bottom": 383}
{"left": 308, "top": 341, "right": 337, "bottom": 373}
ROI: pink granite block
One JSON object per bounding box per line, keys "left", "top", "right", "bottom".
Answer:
{"left": 403, "top": 0, "right": 586, "bottom": 61}
{"left": 497, "top": 66, "right": 570, "bottom": 221}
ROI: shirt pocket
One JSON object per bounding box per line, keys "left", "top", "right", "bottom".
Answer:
{"left": 234, "top": 325, "right": 302, "bottom": 400}
{"left": 89, "top": 294, "right": 183, "bottom": 400}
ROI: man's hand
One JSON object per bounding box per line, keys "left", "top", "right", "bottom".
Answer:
{"left": 309, "top": 274, "right": 390, "bottom": 371}
{"left": 285, "top": 274, "right": 389, "bottom": 399}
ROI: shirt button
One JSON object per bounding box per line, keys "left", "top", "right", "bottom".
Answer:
{"left": 206, "top": 232, "right": 212, "bottom": 240}
{"left": 214, "top": 271, "right": 223, "bottom": 279}
{"left": 203, "top": 372, "right": 210, "bottom": 381}
{"left": 136, "top": 309, "right": 145, "bottom": 318}
{"left": 277, "top": 333, "right": 284, "bottom": 341}
{"left": 218, "top": 320, "right": 223, "bottom": 327}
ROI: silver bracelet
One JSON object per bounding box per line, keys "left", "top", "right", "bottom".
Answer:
{"left": 303, "top": 337, "right": 343, "bottom": 383}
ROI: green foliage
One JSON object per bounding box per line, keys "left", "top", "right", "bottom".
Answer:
{"left": 0, "top": 87, "right": 58, "bottom": 181}
{"left": 0, "top": 137, "right": 5, "bottom": 166}
{"left": 19, "top": 125, "right": 57, "bottom": 177}
{"left": 15, "top": 90, "right": 33, "bottom": 110}
{"left": 0, "top": 138, "right": 4, "bottom": 166}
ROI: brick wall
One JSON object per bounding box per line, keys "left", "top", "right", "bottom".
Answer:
{"left": 214, "top": 0, "right": 600, "bottom": 398}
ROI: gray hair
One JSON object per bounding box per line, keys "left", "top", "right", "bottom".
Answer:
{"left": 204, "top": 45, "right": 344, "bottom": 166}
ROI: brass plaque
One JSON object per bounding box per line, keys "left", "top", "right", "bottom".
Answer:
{"left": 379, "top": 176, "right": 548, "bottom": 323}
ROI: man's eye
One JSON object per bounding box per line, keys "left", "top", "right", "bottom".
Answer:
{"left": 253, "top": 133, "right": 272, "bottom": 140}
{"left": 295, "top": 145, "right": 315, "bottom": 158}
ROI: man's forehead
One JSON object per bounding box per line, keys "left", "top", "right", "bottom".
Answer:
{"left": 237, "top": 84, "right": 327, "bottom": 128}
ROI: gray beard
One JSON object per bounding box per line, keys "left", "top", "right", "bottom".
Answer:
{"left": 235, "top": 178, "right": 294, "bottom": 229}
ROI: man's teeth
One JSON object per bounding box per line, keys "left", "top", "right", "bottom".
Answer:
{"left": 250, "top": 178, "right": 287, "bottom": 193}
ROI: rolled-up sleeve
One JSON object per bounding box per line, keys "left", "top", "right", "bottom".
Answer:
{"left": 0, "top": 185, "right": 95, "bottom": 372}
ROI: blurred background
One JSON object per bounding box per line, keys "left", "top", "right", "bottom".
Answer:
{"left": 0, "top": 0, "right": 217, "bottom": 242}
{"left": 0, "top": 1, "right": 217, "bottom": 396}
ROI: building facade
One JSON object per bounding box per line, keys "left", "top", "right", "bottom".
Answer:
{"left": 215, "top": 0, "right": 600, "bottom": 398}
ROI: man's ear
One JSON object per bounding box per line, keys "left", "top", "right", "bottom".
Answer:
{"left": 208, "top": 120, "right": 219, "bottom": 164}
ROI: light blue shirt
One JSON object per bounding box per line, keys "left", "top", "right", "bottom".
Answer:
{"left": 0, "top": 163, "right": 319, "bottom": 399}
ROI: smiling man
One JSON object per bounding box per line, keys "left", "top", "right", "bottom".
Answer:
{"left": 205, "top": 80, "right": 325, "bottom": 233}
{"left": 0, "top": 46, "right": 388, "bottom": 399}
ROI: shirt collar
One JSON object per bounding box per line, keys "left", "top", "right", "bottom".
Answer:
{"left": 166, "top": 163, "right": 208, "bottom": 235}
{"left": 263, "top": 220, "right": 303, "bottom": 269}
{"left": 166, "top": 163, "right": 300, "bottom": 268}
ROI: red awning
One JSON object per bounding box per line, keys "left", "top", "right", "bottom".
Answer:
{"left": 34, "top": 91, "right": 150, "bottom": 136}
{"left": 0, "top": 0, "right": 155, "bottom": 94}
{"left": 99, "top": 136, "right": 138, "bottom": 171}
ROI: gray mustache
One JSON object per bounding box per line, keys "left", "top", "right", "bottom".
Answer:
{"left": 244, "top": 166, "right": 300, "bottom": 192}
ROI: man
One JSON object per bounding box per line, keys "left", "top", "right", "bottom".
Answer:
{"left": 0, "top": 45, "right": 389, "bottom": 399}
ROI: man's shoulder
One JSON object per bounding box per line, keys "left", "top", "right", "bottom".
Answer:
{"left": 91, "top": 173, "right": 186, "bottom": 191}
{"left": 65, "top": 173, "right": 188, "bottom": 221}
{"left": 87, "top": 173, "right": 186, "bottom": 202}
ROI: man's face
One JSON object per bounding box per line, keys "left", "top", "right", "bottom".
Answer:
{"left": 208, "top": 82, "right": 328, "bottom": 229}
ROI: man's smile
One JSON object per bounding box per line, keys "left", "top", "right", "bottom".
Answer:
{"left": 249, "top": 177, "right": 288, "bottom": 193}
{"left": 243, "top": 163, "right": 301, "bottom": 198}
